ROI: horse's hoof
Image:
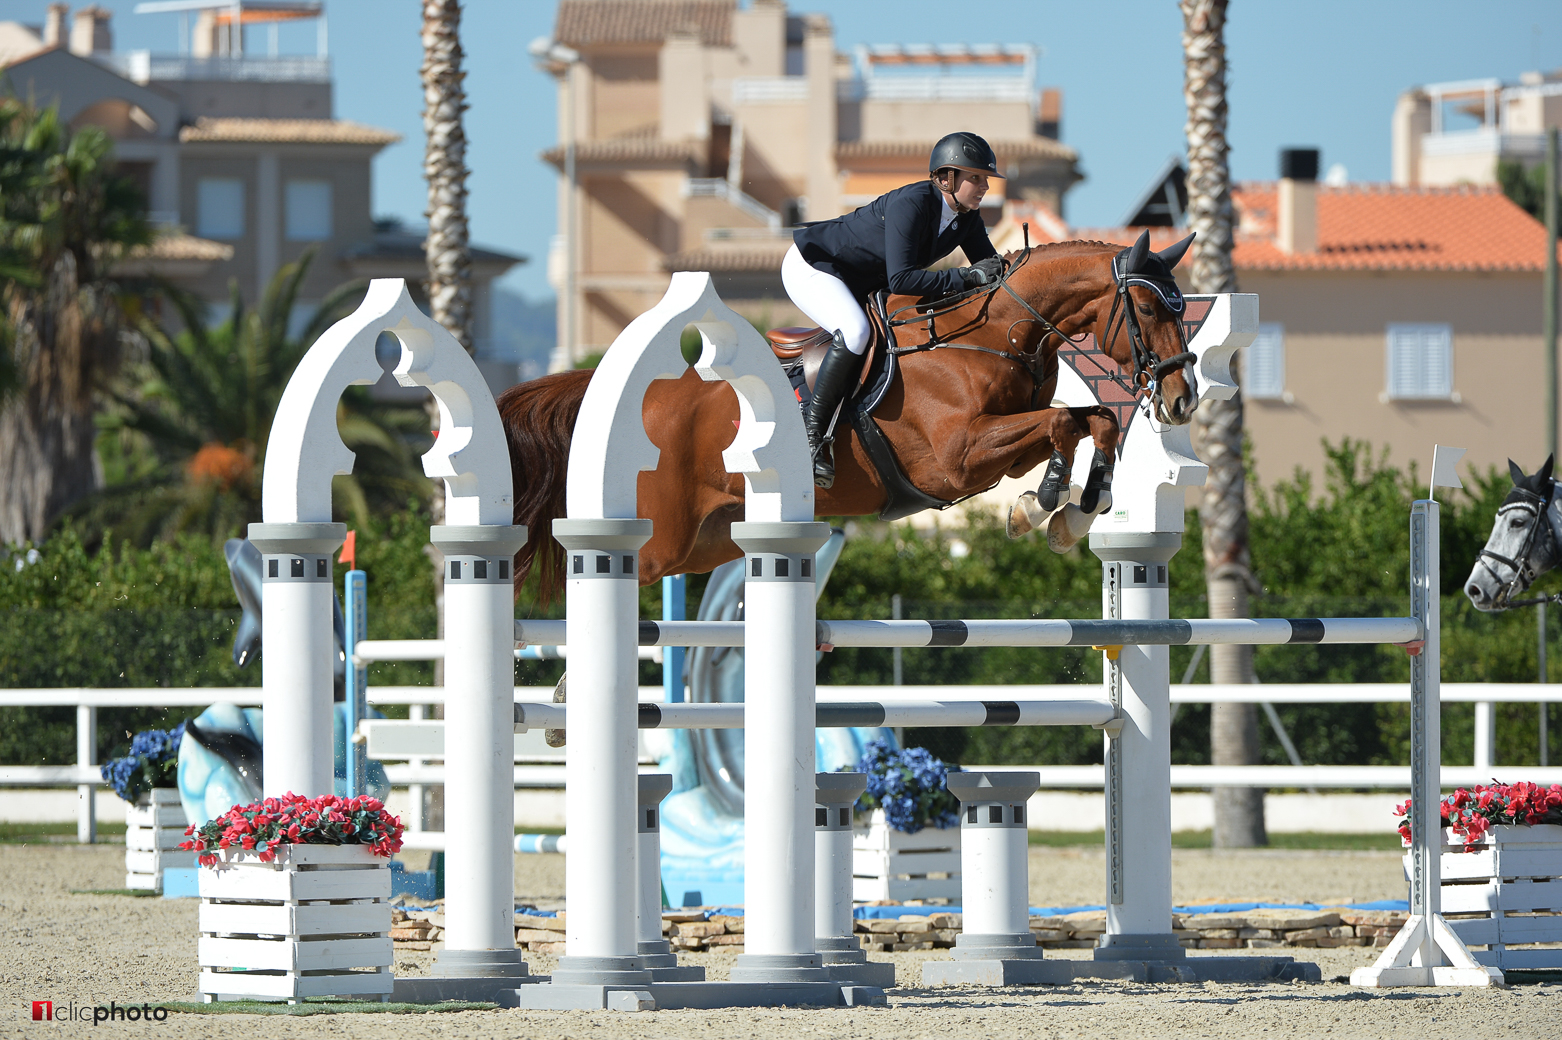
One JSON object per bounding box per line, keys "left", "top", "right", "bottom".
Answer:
{"left": 1083, "top": 488, "right": 1113, "bottom": 516}
{"left": 1007, "top": 491, "right": 1051, "bottom": 539}
{"left": 1047, "top": 503, "right": 1096, "bottom": 553}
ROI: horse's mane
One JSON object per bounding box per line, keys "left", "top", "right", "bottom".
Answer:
{"left": 1001, "top": 239, "right": 1124, "bottom": 263}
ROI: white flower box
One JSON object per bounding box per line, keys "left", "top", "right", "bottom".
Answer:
{"left": 197, "top": 844, "right": 393, "bottom": 1003}
{"left": 124, "top": 789, "right": 195, "bottom": 892}
{"left": 1407, "top": 824, "right": 1562, "bottom": 971}
{"left": 853, "top": 809, "right": 962, "bottom": 903}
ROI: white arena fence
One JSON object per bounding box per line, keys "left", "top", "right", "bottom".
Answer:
{"left": 7, "top": 682, "right": 1562, "bottom": 844}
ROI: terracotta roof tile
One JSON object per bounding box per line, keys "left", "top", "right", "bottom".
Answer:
{"left": 555, "top": 0, "right": 732, "bottom": 47}
{"left": 1231, "top": 182, "right": 1550, "bottom": 272}
{"left": 179, "top": 118, "right": 400, "bottom": 145}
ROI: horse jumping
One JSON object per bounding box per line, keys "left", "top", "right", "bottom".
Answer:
{"left": 498, "top": 232, "right": 1199, "bottom": 599}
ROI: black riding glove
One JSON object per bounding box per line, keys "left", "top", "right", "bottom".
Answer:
{"left": 958, "top": 256, "right": 1007, "bottom": 288}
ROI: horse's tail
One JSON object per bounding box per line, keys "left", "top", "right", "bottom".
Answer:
{"left": 496, "top": 368, "right": 592, "bottom": 607}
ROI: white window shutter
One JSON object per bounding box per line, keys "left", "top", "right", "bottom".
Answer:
{"left": 1243, "top": 324, "right": 1285, "bottom": 398}
{"left": 285, "top": 180, "right": 333, "bottom": 242}
{"left": 197, "top": 178, "right": 244, "bottom": 240}
{"left": 1385, "top": 324, "right": 1453, "bottom": 399}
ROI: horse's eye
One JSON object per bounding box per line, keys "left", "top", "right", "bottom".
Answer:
{"left": 1138, "top": 305, "right": 1154, "bottom": 316}
{"left": 1511, "top": 518, "right": 1525, "bottom": 528}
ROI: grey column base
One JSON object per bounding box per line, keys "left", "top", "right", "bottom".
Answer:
{"left": 951, "top": 933, "right": 1046, "bottom": 961}
{"left": 496, "top": 980, "right": 886, "bottom": 1011}
{"left": 816, "top": 935, "right": 866, "bottom": 963}
{"left": 1094, "top": 933, "right": 1187, "bottom": 962}
{"left": 826, "top": 960, "right": 897, "bottom": 988}
{"left": 922, "top": 956, "right": 1321, "bottom": 988}
{"left": 729, "top": 952, "right": 832, "bottom": 983}
{"left": 923, "top": 958, "right": 1079, "bottom": 987}
{"left": 637, "top": 939, "right": 703, "bottom": 978}
{"left": 431, "top": 948, "right": 530, "bottom": 978}
{"left": 550, "top": 955, "right": 655, "bottom": 987}
{"left": 393, "top": 973, "right": 544, "bottom": 1004}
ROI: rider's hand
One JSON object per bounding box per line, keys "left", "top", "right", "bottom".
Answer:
{"left": 959, "top": 256, "right": 1007, "bottom": 288}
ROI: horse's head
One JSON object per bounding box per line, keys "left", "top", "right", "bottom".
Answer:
{"left": 1466, "top": 455, "right": 1558, "bottom": 612}
{"left": 1097, "top": 230, "right": 1199, "bottom": 425}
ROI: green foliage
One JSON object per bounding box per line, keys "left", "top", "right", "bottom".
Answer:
{"left": 76, "top": 251, "right": 431, "bottom": 547}
{"left": 1497, "top": 157, "right": 1555, "bottom": 220}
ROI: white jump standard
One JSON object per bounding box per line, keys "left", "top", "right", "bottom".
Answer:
{"left": 637, "top": 774, "right": 704, "bottom": 982}
{"left": 814, "top": 772, "right": 895, "bottom": 988}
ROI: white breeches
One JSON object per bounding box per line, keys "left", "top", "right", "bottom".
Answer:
{"left": 781, "top": 245, "right": 871, "bottom": 355}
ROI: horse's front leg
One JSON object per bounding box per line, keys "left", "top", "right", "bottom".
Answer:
{"left": 993, "top": 407, "right": 1118, "bottom": 550}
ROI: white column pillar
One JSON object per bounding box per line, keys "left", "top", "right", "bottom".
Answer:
{"left": 730, "top": 520, "right": 833, "bottom": 984}
{"left": 431, "top": 524, "right": 531, "bottom": 980}
{"left": 814, "top": 772, "right": 865, "bottom": 958}
{"left": 635, "top": 773, "right": 703, "bottom": 980}
{"left": 948, "top": 771, "right": 1041, "bottom": 961}
{"left": 248, "top": 522, "right": 344, "bottom": 800}
{"left": 1473, "top": 701, "right": 1496, "bottom": 772}
{"left": 550, "top": 518, "right": 655, "bottom": 987}
{"left": 1091, "top": 532, "right": 1185, "bottom": 963}
{"left": 77, "top": 704, "right": 97, "bottom": 844}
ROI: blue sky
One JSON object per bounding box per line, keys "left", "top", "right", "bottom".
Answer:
{"left": 22, "top": 0, "right": 1562, "bottom": 300}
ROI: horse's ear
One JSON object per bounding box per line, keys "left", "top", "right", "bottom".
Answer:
{"left": 1510, "top": 459, "right": 1528, "bottom": 487}
{"left": 1541, "top": 454, "right": 1555, "bottom": 486}
{"left": 1124, "top": 230, "right": 1150, "bottom": 273}
{"left": 1156, "top": 232, "right": 1196, "bottom": 269}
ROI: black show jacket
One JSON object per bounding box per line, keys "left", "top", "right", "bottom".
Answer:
{"left": 792, "top": 180, "right": 998, "bottom": 302}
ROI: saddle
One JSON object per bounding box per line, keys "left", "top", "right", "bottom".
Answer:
{"left": 763, "top": 293, "right": 954, "bottom": 522}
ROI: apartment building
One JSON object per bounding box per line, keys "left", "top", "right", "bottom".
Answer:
{"left": 537, "top": 0, "right": 1079, "bottom": 367}
{"left": 1393, "top": 70, "right": 1562, "bottom": 187}
{"left": 1, "top": 1, "right": 523, "bottom": 389}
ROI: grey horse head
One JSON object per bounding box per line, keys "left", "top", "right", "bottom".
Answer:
{"left": 1465, "top": 455, "right": 1558, "bottom": 612}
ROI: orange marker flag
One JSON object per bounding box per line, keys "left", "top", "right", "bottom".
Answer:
{"left": 339, "top": 529, "right": 357, "bottom": 571}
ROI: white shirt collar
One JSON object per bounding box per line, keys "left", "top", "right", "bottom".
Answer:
{"left": 938, "top": 191, "right": 959, "bottom": 235}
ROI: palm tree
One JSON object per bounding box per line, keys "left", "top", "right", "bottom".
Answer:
{"left": 78, "top": 251, "right": 430, "bottom": 546}
{"left": 418, "top": 0, "right": 473, "bottom": 831}
{"left": 1181, "top": 0, "right": 1266, "bottom": 847}
{"left": 0, "top": 99, "right": 151, "bottom": 544}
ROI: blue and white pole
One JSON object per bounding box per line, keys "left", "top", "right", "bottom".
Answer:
{"left": 344, "top": 568, "right": 368, "bottom": 797}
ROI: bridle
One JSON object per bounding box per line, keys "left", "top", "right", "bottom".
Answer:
{"left": 878, "top": 236, "right": 1197, "bottom": 412}
{"left": 1102, "top": 254, "right": 1198, "bottom": 404}
{"left": 1476, "top": 484, "right": 1559, "bottom": 608}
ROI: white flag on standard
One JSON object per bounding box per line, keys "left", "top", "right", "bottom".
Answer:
{"left": 1429, "top": 444, "right": 1467, "bottom": 497}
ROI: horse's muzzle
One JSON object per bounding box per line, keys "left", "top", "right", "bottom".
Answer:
{"left": 1157, "top": 389, "right": 1197, "bottom": 426}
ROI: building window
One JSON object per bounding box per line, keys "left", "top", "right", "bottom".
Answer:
{"left": 285, "top": 180, "right": 332, "bottom": 242}
{"left": 197, "top": 177, "right": 244, "bottom": 239}
{"left": 1385, "top": 323, "right": 1454, "bottom": 400}
{"left": 1243, "top": 323, "right": 1286, "bottom": 400}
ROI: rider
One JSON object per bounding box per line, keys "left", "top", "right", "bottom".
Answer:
{"left": 783, "top": 131, "right": 1007, "bottom": 488}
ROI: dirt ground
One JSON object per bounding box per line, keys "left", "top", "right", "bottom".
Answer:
{"left": 5, "top": 843, "right": 1557, "bottom": 1039}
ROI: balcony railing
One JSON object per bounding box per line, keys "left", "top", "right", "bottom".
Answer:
{"left": 103, "top": 51, "right": 331, "bottom": 84}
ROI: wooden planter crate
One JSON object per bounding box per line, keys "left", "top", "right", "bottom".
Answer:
{"left": 853, "top": 810, "right": 961, "bottom": 903}
{"left": 124, "top": 789, "right": 195, "bottom": 892}
{"left": 197, "top": 844, "right": 393, "bottom": 1003}
{"left": 1410, "top": 824, "right": 1562, "bottom": 971}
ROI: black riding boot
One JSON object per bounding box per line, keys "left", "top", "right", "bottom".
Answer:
{"left": 802, "top": 331, "right": 862, "bottom": 489}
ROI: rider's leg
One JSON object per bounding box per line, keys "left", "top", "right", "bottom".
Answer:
{"left": 781, "top": 246, "right": 870, "bottom": 488}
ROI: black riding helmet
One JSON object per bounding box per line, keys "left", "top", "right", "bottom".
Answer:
{"left": 929, "top": 132, "right": 1004, "bottom": 179}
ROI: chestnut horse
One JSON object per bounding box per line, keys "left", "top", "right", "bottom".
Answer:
{"left": 498, "top": 232, "right": 1199, "bottom": 600}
